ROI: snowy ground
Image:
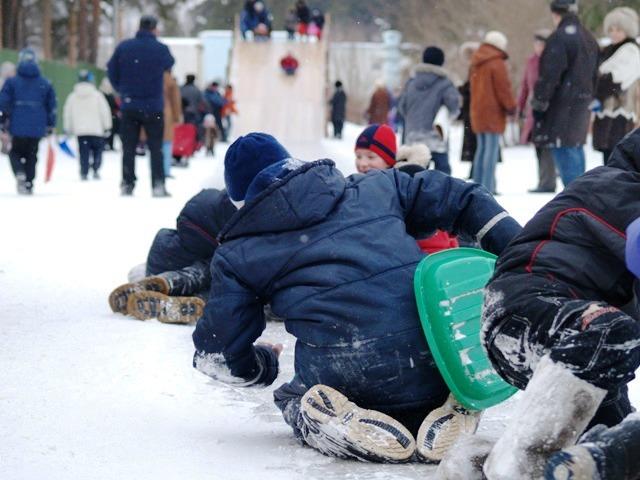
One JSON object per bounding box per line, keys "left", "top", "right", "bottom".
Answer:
{"left": 1, "top": 125, "right": 638, "bottom": 480}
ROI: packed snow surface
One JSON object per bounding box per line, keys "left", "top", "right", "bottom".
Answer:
{"left": 1, "top": 124, "right": 638, "bottom": 479}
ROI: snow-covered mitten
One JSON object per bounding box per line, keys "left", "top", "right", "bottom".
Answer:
{"left": 435, "top": 433, "right": 495, "bottom": 480}
{"left": 300, "top": 384, "right": 416, "bottom": 463}
{"left": 395, "top": 143, "right": 431, "bottom": 169}
{"left": 416, "top": 393, "right": 482, "bottom": 462}
{"left": 483, "top": 355, "right": 606, "bottom": 480}
{"left": 545, "top": 412, "right": 640, "bottom": 480}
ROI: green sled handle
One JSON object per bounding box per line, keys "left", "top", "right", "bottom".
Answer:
{"left": 414, "top": 247, "right": 517, "bottom": 411}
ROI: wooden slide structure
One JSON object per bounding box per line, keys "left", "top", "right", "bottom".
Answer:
{"left": 228, "top": 29, "right": 328, "bottom": 143}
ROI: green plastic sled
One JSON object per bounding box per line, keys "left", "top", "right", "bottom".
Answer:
{"left": 414, "top": 248, "right": 517, "bottom": 411}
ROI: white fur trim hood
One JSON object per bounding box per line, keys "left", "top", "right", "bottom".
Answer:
{"left": 395, "top": 143, "right": 431, "bottom": 169}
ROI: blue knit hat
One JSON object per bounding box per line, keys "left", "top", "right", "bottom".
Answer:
{"left": 18, "top": 48, "right": 37, "bottom": 65}
{"left": 224, "top": 133, "right": 291, "bottom": 202}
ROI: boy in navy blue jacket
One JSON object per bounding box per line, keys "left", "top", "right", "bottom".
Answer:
{"left": 192, "top": 132, "right": 521, "bottom": 463}
{"left": 0, "top": 48, "right": 56, "bottom": 194}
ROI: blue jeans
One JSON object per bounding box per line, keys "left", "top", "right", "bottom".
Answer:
{"left": 551, "top": 146, "right": 585, "bottom": 187}
{"left": 78, "top": 135, "right": 104, "bottom": 177}
{"left": 162, "top": 141, "right": 172, "bottom": 177}
{"left": 431, "top": 151, "right": 451, "bottom": 176}
{"left": 472, "top": 133, "right": 500, "bottom": 194}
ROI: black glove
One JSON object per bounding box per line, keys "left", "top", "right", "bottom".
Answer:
{"left": 46, "top": 126, "right": 55, "bottom": 136}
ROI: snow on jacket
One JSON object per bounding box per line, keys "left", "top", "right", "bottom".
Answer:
{"left": 491, "top": 128, "right": 640, "bottom": 310}
{"left": 0, "top": 61, "right": 56, "bottom": 138}
{"left": 399, "top": 64, "right": 461, "bottom": 153}
{"left": 517, "top": 53, "right": 541, "bottom": 144}
{"left": 469, "top": 44, "right": 516, "bottom": 135}
{"left": 192, "top": 160, "right": 521, "bottom": 411}
{"left": 63, "top": 82, "right": 112, "bottom": 137}
{"left": 593, "top": 39, "right": 640, "bottom": 153}
{"left": 146, "top": 188, "right": 236, "bottom": 276}
{"left": 107, "top": 30, "right": 175, "bottom": 113}
{"left": 163, "top": 72, "right": 182, "bottom": 142}
{"left": 532, "top": 14, "right": 599, "bottom": 148}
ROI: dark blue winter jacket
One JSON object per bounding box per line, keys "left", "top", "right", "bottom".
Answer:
{"left": 146, "top": 188, "right": 236, "bottom": 276}
{"left": 0, "top": 62, "right": 56, "bottom": 138}
{"left": 192, "top": 160, "right": 521, "bottom": 410}
{"left": 107, "top": 31, "right": 175, "bottom": 113}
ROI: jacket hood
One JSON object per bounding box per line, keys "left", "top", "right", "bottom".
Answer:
{"left": 73, "top": 82, "right": 97, "bottom": 97}
{"left": 471, "top": 44, "right": 508, "bottom": 68}
{"left": 17, "top": 61, "right": 40, "bottom": 78}
{"left": 219, "top": 160, "right": 346, "bottom": 241}
{"left": 411, "top": 64, "right": 453, "bottom": 89}
{"left": 607, "top": 129, "right": 640, "bottom": 173}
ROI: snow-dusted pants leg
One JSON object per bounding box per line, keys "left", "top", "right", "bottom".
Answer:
{"left": 482, "top": 273, "right": 640, "bottom": 428}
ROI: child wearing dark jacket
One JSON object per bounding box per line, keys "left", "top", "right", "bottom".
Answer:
{"left": 192, "top": 132, "right": 521, "bottom": 463}
{"left": 108, "top": 188, "right": 236, "bottom": 324}
{"left": 438, "top": 129, "right": 640, "bottom": 480}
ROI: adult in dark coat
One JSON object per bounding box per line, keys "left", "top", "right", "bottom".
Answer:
{"left": 477, "top": 128, "right": 640, "bottom": 478}
{"left": 531, "top": 0, "right": 599, "bottom": 188}
{"left": 107, "top": 15, "right": 175, "bottom": 197}
{"left": 329, "top": 80, "right": 347, "bottom": 139}
{"left": 192, "top": 133, "right": 521, "bottom": 462}
{"left": 518, "top": 29, "right": 556, "bottom": 193}
{"left": 0, "top": 48, "right": 56, "bottom": 194}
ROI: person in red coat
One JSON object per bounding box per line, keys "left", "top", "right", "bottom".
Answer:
{"left": 518, "top": 29, "right": 555, "bottom": 193}
{"left": 280, "top": 53, "right": 299, "bottom": 76}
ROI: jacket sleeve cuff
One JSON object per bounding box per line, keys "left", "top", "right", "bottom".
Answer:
{"left": 193, "top": 345, "right": 279, "bottom": 387}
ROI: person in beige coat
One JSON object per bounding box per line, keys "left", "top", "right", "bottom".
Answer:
{"left": 162, "top": 71, "right": 182, "bottom": 177}
{"left": 63, "top": 70, "right": 112, "bottom": 180}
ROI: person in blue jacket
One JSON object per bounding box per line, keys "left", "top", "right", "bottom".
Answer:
{"left": 107, "top": 15, "right": 175, "bottom": 197}
{"left": 0, "top": 48, "right": 56, "bottom": 195}
{"left": 192, "top": 132, "right": 522, "bottom": 463}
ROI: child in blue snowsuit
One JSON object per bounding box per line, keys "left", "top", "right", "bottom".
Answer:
{"left": 192, "top": 132, "right": 521, "bottom": 463}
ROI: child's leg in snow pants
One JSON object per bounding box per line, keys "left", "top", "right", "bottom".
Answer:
{"left": 482, "top": 273, "right": 640, "bottom": 429}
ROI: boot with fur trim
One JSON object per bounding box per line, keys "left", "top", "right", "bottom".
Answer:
{"left": 483, "top": 355, "right": 607, "bottom": 479}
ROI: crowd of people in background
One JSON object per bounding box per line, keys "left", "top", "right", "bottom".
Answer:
{"left": 359, "top": 0, "right": 640, "bottom": 196}
{"left": 1, "top": 0, "right": 639, "bottom": 201}
{"left": 242, "top": 0, "right": 325, "bottom": 42}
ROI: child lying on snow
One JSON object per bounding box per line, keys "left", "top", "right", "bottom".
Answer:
{"left": 192, "top": 132, "right": 522, "bottom": 463}
{"left": 437, "top": 128, "right": 640, "bottom": 479}
{"left": 354, "top": 123, "right": 459, "bottom": 253}
{"left": 108, "top": 188, "right": 236, "bottom": 324}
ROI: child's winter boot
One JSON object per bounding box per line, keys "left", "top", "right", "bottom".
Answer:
{"left": 416, "top": 394, "right": 482, "bottom": 462}
{"left": 545, "top": 412, "right": 640, "bottom": 480}
{"left": 126, "top": 291, "right": 205, "bottom": 324}
{"left": 300, "top": 384, "right": 416, "bottom": 463}
{"left": 483, "top": 355, "right": 606, "bottom": 479}
{"left": 108, "top": 277, "right": 170, "bottom": 314}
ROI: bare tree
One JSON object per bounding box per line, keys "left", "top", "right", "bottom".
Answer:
{"left": 42, "top": 0, "right": 52, "bottom": 60}
{"left": 68, "top": 0, "right": 78, "bottom": 65}
{"left": 78, "top": 0, "right": 88, "bottom": 62}
{"left": 88, "top": 0, "right": 100, "bottom": 64}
